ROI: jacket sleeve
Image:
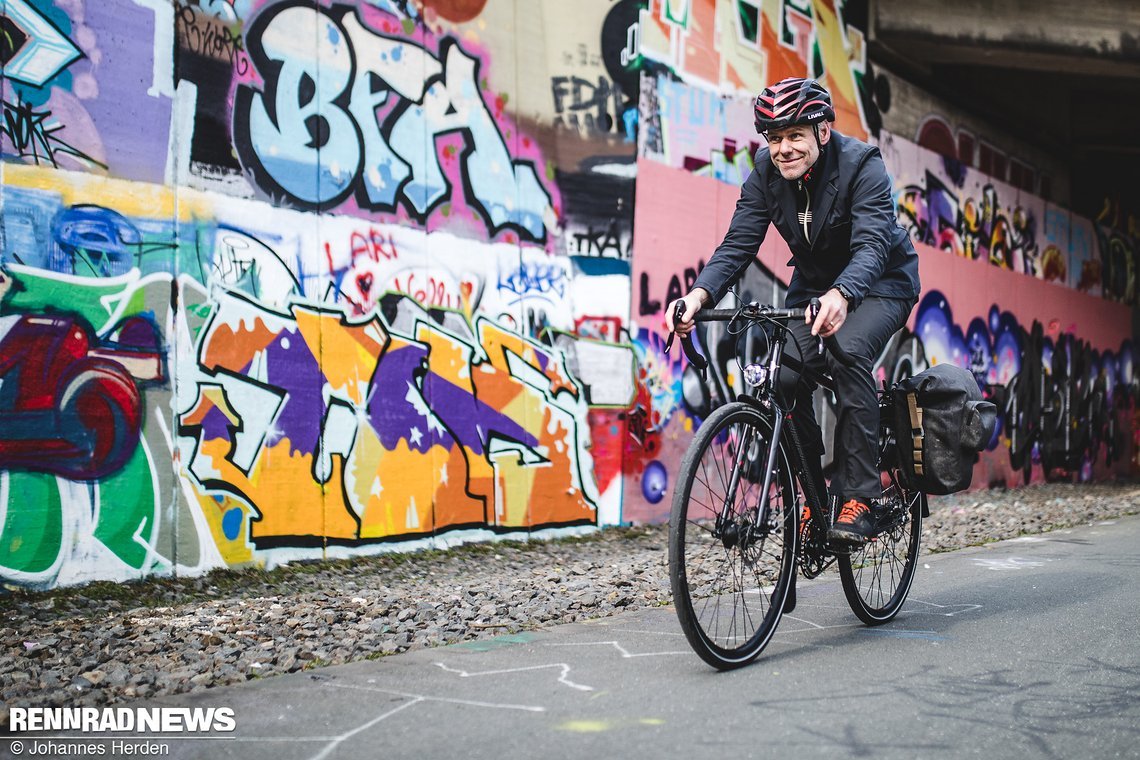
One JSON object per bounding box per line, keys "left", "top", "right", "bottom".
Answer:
{"left": 830, "top": 147, "right": 896, "bottom": 309}
{"left": 690, "top": 167, "right": 770, "bottom": 306}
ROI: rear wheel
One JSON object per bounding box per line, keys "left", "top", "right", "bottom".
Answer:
{"left": 838, "top": 471, "right": 923, "bottom": 625}
{"left": 668, "top": 401, "right": 797, "bottom": 669}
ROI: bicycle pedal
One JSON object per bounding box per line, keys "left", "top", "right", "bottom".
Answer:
{"left": 825, "top": 535, "right": 867, "bottom": 554}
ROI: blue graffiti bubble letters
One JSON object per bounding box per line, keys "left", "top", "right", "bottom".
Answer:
{"left": 234, "top": 3, "right": 553, "bottom": 241}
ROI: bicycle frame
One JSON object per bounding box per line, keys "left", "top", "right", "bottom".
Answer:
{"left": 710, "top": 315, "right": 838, "bottom": 548}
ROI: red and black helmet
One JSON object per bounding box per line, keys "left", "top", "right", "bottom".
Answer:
{"left": 754, "top": 77, "right": 835, "bottom": 133}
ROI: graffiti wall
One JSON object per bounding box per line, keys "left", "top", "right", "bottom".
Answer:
{"left": 1, "top": 0, "right": 1136, "bottom": 589}
{"left": 0, "top": 0, "right": 643, "bottom": 589}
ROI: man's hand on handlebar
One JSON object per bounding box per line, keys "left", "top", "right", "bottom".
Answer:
{"left": 666, "top": 289, "right": 710, "bottom": 338}
{"left": 809, "top": 287, "right": 849, "bottom": 338}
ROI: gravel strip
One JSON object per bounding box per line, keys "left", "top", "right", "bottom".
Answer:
{"left": 2, "top": 481, "right": 1138, "bottom": 716}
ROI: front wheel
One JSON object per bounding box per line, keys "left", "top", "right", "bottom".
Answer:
{"left": 838, "top": 472, "right": 924, "bottom": 625}
{"left": 668, "top": 401, "right": 798, "bottom": 670}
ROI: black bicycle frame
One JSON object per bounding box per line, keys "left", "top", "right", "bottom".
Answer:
{"left": 718, "top": 318, "right": 839, "bottom": 540}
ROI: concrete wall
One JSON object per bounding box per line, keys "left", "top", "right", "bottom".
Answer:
{"left": 873, "top": 0, "right": 1140, "bottom": 63}
{"left": 872, "top": 66, "right": 1070, "bottom": 207}
{"left": 1, "top": 0, "right": 1136, "bottom": 590}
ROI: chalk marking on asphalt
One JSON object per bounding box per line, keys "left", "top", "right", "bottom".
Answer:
{"left": 306, "top": 697, "right": 423, "bottom": 760}
{"left": 904, "top": 598, "right": 983, "bottom": 616}
{"left": 779, "top": 615, "right": 861, "bottom": 631}
{"left": 436, "top": 661, "right": 594, "bottom": 692}
{"left": 972, "top": 556, "right": 1046, "bottom": 570}
{"left": 604, "top": 628, "right": 688, "bottom": 637}
{"left": 546, "top": 640, "right": 689, "bottom": 658}
{"left": 857, "top": 628, "right": 947, "bottom": 641}
{"left": 327, "top": 680, "right": 546, "bottom": 711}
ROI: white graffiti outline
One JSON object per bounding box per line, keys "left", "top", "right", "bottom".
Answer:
{"left": 546, "top": 640, "right": 689, "bottom": 658}
{"left": 972, "top": 557, "right": 1047, "bottom": 571}
{"left": 435, "top": 660, "right": 594, "bottom": 692}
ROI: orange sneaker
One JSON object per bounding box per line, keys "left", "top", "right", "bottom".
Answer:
{"left": 828, "top": 499, "right": 877, "bottom": 546}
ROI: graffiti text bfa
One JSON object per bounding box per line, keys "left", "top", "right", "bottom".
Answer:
{"left": 234, "top": 3, "right": 554, "bottom": 242}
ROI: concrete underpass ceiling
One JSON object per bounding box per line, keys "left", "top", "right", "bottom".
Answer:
{"left": 869, "top": 0, "right": 1140, "bottom": 220}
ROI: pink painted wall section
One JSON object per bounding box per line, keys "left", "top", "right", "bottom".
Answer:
{"left": 914, "top": 242, "right": 1131, "bottom": 356}
{"left": 632, "top": 157, "right": 793, "bottom": 318}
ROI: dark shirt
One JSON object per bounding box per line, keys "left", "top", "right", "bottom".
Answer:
{"left": 691, "top": 132, "right": 920, "bottom": 309}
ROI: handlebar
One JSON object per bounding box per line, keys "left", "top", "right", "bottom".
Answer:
{"left": 665, "top": 298, "right": 858, "bottom": 370}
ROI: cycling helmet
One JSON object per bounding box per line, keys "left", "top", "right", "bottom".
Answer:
{"left": 754, "top": 77, "right": 835, "bottom": 133}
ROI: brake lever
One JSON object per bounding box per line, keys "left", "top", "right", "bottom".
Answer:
{"left": 665, "top": 300, "right": 708, "bottom": 377}
{"left": 665, "top": 303, "right": 674, "bottom": 357}
{"left": 664, "top": 300, "right": 680, "bottom": 355}
{"left": 809, "top": 297, "right": 824, "bottom": 356}
{"left": 808, "top": 297, "right": 858, "bottom": 367}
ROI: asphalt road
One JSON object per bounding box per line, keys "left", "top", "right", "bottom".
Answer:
{"left": 5, "top": 516, "right": 1140, "bottom": 760}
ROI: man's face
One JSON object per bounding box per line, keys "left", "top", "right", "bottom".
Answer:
{"left": 766, "top": 122, "right": 829, "bottom": 180}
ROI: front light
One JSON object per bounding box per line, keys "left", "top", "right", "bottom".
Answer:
{"left": 742, "top": 363, "right": 769, "bottom": 388}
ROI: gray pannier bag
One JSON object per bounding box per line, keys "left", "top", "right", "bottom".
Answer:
{"left": 893, "top": 364, "right": 998, "bottom": 495}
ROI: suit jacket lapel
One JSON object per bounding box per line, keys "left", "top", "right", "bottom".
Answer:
{"left": 809, "top": 148, "right": 840, "bottom": 249}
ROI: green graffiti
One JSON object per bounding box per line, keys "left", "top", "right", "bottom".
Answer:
{"left": 0, "top": 472, "right": 63, "bottom": 576}
{"left": 3, "top": 267, "right": 128, "bottom": 325}
{"left": 93, "top": 446, "right": 160, "bottom": 570}
{"left": 453, "top": 632, "right": 541, "bottom": 652}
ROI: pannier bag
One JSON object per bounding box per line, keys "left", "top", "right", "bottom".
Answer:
{"left": 893, "top": 364, "right": 997, "bottom": 494}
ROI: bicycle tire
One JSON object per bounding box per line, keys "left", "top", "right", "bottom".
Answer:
{"left": 837, "top": 472, "right": 924, "bottom": 625}
{"left": 668, "top": 401, "right": 797, "bottom": 669}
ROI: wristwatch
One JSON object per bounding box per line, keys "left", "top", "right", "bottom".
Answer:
{"left": 834, "top": 284, "right": 856, "bottom": 310}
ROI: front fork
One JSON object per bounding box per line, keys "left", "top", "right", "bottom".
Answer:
{"left": 715, "top": 412, "right": 785, "bottom": 546}
{"left": 716, "top": 334, "right": 788, "bottom": 544}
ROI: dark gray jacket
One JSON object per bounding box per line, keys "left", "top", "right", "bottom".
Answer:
{"left": 691, "top": 132, "right": 920, "bottom": 309}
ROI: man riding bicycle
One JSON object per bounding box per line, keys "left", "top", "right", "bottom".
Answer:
{"left": 667, "top": 77, "right": 920, "bottom": 547}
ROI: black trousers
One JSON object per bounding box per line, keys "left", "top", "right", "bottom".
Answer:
{"left": 781, "top": 296, "right": 916, "bottom": 504}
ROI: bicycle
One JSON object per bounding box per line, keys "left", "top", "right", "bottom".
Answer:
{"left": 665, "top": 298, "right": 927, "bottom": 670}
